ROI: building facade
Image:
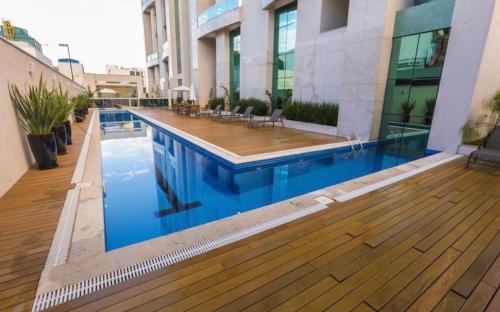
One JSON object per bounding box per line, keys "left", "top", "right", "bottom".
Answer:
{"left": 57, "top": 59, "right": 146, "bottom": 98}
{"left": 142, "top": 0, "right": 500, "bottom": 154}
{"left": 0, "top": 20, "right": 53, "bottom": 66}
{"left": 142, "top": 0, "right": 192, "bottom": 97}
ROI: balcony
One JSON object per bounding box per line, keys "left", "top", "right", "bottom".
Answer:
{"left": 197, "top": 0, "right": 242, "bottom": 38}
{"left": 146, "top": 52, "right": 159, "bottom": 67}
{"left": 261, "top": 0, "right": 290, "bottom": 10}
{"left": 142, "top": 0, "right": 154, "bottom": 11}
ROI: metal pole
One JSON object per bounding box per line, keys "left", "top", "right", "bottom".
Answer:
{"left": 66, "top": 45, "right": 74, "bottom": 81}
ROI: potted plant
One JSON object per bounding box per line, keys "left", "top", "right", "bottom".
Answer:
{"left": 9, "top": 78, "right": 59, "bottom": 170}
{"left": 460, "top": 90, "right": 500, "bottom": 154}
{"left": 52, "top": 87, "right": 74, "bottom": 154}
{"left": 72, "top": 94, "right": 88, "bottom": 122}
{"left": 424, "top": 99, "right": 436, "bottom": 125}
{"left": 401, "top": 100, "right": 416, "bottom": 123}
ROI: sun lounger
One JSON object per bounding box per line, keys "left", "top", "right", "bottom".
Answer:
{"left": 466, "top": 125, "right": 500, "bottom": 168}
{"left": 250, "top": 109, "right": 284, "bottom": 128}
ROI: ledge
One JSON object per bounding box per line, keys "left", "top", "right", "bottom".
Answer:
{"left": 196, "top": 7, "right": 242, "bottom": 39}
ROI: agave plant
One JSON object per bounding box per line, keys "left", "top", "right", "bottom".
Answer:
{"left": 9, "top": 77, "right": 59, "bottom": 135}
{"left": 9, "top": 77, "right": 60, "bottom": 169}
{"left": 52, "top": 85, "right": 75, "bottom": 126}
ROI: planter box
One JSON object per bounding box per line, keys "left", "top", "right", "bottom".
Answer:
{"left": 283, "top": 119, "right": 338, "bottom": 135}
{"left": 457, "top": 144, "right": 478, "bottom": 155}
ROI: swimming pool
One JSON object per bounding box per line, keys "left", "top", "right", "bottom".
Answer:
{"left": 100, "top": 111, "right": 424, "bottom": 251}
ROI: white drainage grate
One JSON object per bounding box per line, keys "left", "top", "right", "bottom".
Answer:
{"left": 32, "top": 201, "right": 330, "bottom": 311}
{"left": 45, "top": 189, "right": 80, "bottom": 267}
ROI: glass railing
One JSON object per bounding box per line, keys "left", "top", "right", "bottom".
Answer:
{"left": 142, "top": 0, "right": 154, "bottom": 9}
{"left": 198, "top": 0, "right": 241, "bottom": 26}
{"left": 146, "top": 52, "right": 159, "bottom": 65}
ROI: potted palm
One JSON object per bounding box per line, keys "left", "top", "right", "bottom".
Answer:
{"left": 401, "top": 100, "right": 416, "bottom": 123}
{"left": 72, "top": 94, "right": 88, "bottom": 122}
{"left": 52, "top": 87, "right": 74, "bottom": 154}
{"left": 424, "top": 99, "right": 436, "bottom": 125}
{"left": 9, "top": 78, "right": 60, "bottom": 170}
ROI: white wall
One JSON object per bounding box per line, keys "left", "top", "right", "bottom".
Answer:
{"left": 337, "top": 0, "right": 411, "bottom": 140}
{"left": 294, "top": 0, "right": 345, "bottom": 104}
{"left": 216, "top": 32, "right": 230, "bottom": 97}
{"left": 239, "top": 0, "right": 274, "bottom": 100}
{"left": 428, "top": 0, "right": 500, "bottom": 152}
{"left": 0, "top": 38, "right": 84, "bottom": 197}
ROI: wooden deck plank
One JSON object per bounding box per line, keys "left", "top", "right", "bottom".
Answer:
{"left": 405, "top": 215, "right": 500, "bottom": 311}
{"left": 452, "top": 231, "right": 500, "bottom": 297}
{"left": 0, "top": 115, "right": 91, "bottom": 311}
{"left": 2, "top": 112, "right": 499, "bottom": 312}
{"left": 131, "top": 108, "right": 345, "bottom": 156}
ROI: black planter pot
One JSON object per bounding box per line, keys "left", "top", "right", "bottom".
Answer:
{"left": 74, "top": 109, "right": 85, "bottom": 122}
{"left": 53, "top": 125, "right": 68, "bottom": 155}
{"left": 83, "top": 107, "right": 89, "bottom": 115}
{"left": 27, "top": 133, "right": 58, "bottom": 170}
{"left": 64, "top": 120, "right": 73, "bottom": 145}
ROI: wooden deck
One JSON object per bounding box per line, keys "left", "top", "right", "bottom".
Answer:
{"left": 1, "top": 111, "right": 499, "bottom": 311}
{"left": 46, "top": 159, "right": 499, "bottom": 311}
{"left": 131, "top": 108, "right": 345, "bottom": 156}
{"left": 0, "top": 117, "right": 90, "bottom": 311}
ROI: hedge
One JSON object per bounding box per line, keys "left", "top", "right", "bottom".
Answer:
{"left": 208, "top": 97, "right": 225, "bottom": 110}
{"left": 230, "top": 97, "right": 269, "bottom": 116}
{"left": 283, "top": 101, "right": 339, "bottom": 126}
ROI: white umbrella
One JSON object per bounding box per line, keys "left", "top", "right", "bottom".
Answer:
{"left": 98, "top": 88, "right": 118, "bottom": 94}
{"left": 171, "top": 85, "right": 191, "bottom": 92}
{"left": 168, "top": 89, "right": 172, "bottom": 108}
{"left": 189, "top": 84, "right": 196, "bottom": 102}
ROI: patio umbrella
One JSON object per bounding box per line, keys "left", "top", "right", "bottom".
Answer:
{"left": 99, "top": 88, "right": 118, "bottom": 94}
{"left": 171, "top": 85, "right": 191, "bottom": 92}
{"left": 168, "top": 89, "right": 172, "bottom": 108}
{"left": 189, "top": 84, "right": 196, "bottom": 102}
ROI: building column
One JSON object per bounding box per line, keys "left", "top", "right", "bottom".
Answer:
{"left": 337, "top": 0, "right": 410, "bottom": 141}
{"left": 427, "top": 0, "right": 500, "bottom": 152}
{"left": 216, "top": 32, "right": 230, "bottom": 99}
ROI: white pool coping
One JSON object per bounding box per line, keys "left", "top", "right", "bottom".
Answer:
{"left": 33, "top": 109, "right": 464, "bottom": 311}
{"left": 130, "top": 109, "right": 354, "bottom": 165}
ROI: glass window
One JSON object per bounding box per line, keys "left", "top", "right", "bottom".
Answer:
{"left": 413, "top": 29, "right": 449, "bottom": 79}
{"left": 272, "top": 2, "right": 297, "bottom": 108}
{"left": 229, "top": 28, "right": 241, "bottom": 103}
{"left": 379, "top": 28, "right": 450, "bottom": 158}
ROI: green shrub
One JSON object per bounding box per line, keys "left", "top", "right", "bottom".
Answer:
{"left": 9, "top": 77, "right": 72, "bottom": 135}
{"left": 230, "top": 97, "right": 269, "bottom": 116}
{"left": 283, "top": 101, "right": 339, "bottom": 126}
{"left": 208, "top": 97, "right": 225, "bottom": 110}
{"left": 71, "top": 94, "right": 90, "bottom": 109}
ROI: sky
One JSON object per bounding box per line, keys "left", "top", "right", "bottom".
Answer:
{"left": 0, "top": 0, "right": 145, "bottom": 73}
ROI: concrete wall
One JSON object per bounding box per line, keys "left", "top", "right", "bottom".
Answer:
{"left": 294, "top": 0, "right": 345, "bottom": 104}
{"left": 239, "top": 0, "right": 274, "bottom": 100}
{"left": 428, "top": 0, "right": 500, "bottom": 152}
{"left": 337, "top": 0, "right": 411, "bottom": 140}
{"left": 215, "top": 32, "right": 230, "bottom": 97}
{"left": 0, "top": 38, "right": 84, "bottom": 197}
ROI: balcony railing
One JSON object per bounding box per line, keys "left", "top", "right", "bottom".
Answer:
{"left": 146, "top": 52, "right": 159, "bottom": 66}
{"left": 142, "top": 0, "right": 154, "bottom": 10}
{"left": 198, "top": 0, "right": 241, "bottom": 26}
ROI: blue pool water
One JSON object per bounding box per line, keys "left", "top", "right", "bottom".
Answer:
{"left": 100, "top": 111, "right": 425, "bottom": 251}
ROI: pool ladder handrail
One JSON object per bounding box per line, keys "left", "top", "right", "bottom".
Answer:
{"left": 346, "top": 134, "right": 364, "bottom": 151}
{"left": 354, "top": 134, "right": 365, "bottom": 151}
{"left": 345, "top": 133, "right": 365, "bottom": 158}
